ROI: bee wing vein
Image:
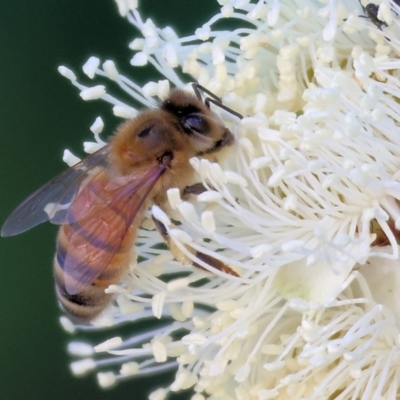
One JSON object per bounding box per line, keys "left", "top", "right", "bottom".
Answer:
{"left": 62, "top": 163, "right": 166, "bottom": 294}
{"left": 1, "top": 145, "right": 110, "bottom": 237}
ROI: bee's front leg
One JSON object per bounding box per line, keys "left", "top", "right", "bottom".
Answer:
{"left": 183, "top": 183, "right": 239, "bottom": 205}
{"left": 182, "top": 183, "right": 208, "bottom": 199}
{"left": 152, "top": 215, "right": 238, "bottom": 277}
{"left": 152, "top": 215, "right": 192, "bottom": 265}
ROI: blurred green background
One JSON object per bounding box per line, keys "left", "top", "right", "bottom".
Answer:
{"left": 0, "top": 1, "right": 219, "bottom": 399}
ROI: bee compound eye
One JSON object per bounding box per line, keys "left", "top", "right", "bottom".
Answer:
{"left": 185, "top": 115, "right": 209, "bottom": 135}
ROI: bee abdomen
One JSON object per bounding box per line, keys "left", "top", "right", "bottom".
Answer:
{"left": 53, "top": 255, "right": 109, "bottom": 322}
{"left": 54, "top": 225, "right": 133, "bottom": 323}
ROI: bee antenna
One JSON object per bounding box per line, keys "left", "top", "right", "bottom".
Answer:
{"left": 205, "top": 97, "right": 243, "bottom": 120}
{"left": 192, "top": 82, "right": 222, "bottom": 102}
{"left": 191, "top": 83, "right": 243, "bottom": 120}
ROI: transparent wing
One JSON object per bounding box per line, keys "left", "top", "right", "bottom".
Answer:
{"left": 61, "top": 163, "right": 166, "bottom": 294}
{"left": 1, "top": 145, "right": 110, "bottom": 237}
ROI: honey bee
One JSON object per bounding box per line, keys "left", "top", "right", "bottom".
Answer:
{"left": 2, "top": 83, "right": 242, "bottom": 323}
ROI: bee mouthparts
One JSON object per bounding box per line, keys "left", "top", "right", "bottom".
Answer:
{"left": 160, "top": 151, "right": 173, "bottom": 167}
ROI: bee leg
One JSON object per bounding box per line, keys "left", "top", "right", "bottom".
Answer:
{"left": 182, "top": 183, "right": 208, "bottom": 200}
{"left": 152, "top": 216, "right": 239, "bottom": 277}
{"left": 192, "top": 252, "right": 239, "bottom": 277}
{"left": 152, "top": 216, "right": 192, "bottom": 265}
{"left": 183, "top": 182, "right": 240, "bottom": 205}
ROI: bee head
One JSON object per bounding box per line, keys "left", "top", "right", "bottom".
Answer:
{"left": 162, "top": 89, "right": 234, "bottom": 156}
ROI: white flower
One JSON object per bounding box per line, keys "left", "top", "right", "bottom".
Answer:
{"left": 59, "top": 0, "right": 400, "bottom": 398}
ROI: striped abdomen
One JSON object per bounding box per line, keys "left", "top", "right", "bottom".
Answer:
{"left": 54, "top": 223, "right": 137, "bottom": 323}
{"left": 53, "top": 173, "right": 143, "bottom": 323}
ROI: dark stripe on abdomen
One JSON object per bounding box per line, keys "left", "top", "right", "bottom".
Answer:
{"left": 68, "top": 221, "right": 121, "bottom": 253}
